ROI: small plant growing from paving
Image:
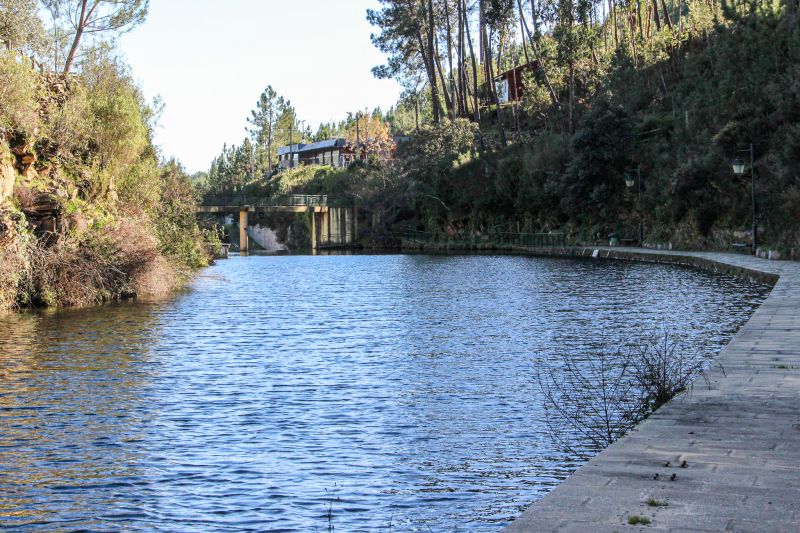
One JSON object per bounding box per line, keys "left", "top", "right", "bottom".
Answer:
{"left": 628, "top": 515, "right": 652, "bottom": 525}
{"left": 647, "top": 498, "right": 668, "bottom": 507}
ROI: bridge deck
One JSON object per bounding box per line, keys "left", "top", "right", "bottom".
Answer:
{"left": 197, "top": 205, "right": 327, "bottom": 214}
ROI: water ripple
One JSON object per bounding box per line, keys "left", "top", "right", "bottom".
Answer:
{"left": 0, "top": 254, "right": 769, "bottom": 531}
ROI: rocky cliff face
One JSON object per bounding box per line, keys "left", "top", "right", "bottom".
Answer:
{"left": 1, "top": 136, "right": 66, "bottom": 308}
{"left": 2, "top": 134, "right": 70, "bottom": 238}
{"left": 0, "top": 143, "right": 23, "bottom": 310}
{"left": 1, "top": 142, "right": 16, "bottom": 202}
{"left": 1, "top": 140, "right": 20, "bottom": 257}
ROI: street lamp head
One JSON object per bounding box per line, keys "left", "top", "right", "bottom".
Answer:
{"left": 624, "top": 173, "right": 635, "bottom": 188}
{"left": 732, "top": 157, "right": 746, "bottom": 176}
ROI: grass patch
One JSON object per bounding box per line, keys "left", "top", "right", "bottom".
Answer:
{"left": 628, "top": 515, "right": 652, "bottom": 525}
{"left": 647, "top": 498, "right": 668, "bottom": 507}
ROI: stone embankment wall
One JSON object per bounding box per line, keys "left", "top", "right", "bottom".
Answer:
{"left": 505, "top": 248, "right": 800, "bottom": 532}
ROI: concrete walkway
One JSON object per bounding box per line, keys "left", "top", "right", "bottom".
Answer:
{"left": 506, "top": 248, "right": 800, "bottom": 532}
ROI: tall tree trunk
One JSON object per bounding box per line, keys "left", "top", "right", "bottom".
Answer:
{"left": 492, "top": 40, "right": 508, "bottom": 147}
{"left": 427, "top": 0, "right": 442, "bottom": 122}
{"left": 518, "top": 0, "right": 559, "bottom": 105}
{"left": 480, "top": 1, "right": 493, "bottom": 106}
{"left": 610, "top": 0, "right": 619, "bottom": 48}
{"left": 660, "top": 0, "right": 673, "bottom": 30}
{"left": 637, "top": 0, "right": 644, "bottom": 39}
{"left": 465, "top": 0, "right": 481, "bottom": 121}
{"left": 63, "top": 0, "right": 91, "bottom": 74}
{"left": 478, "top": 0, "right": 485, "bottom": 64}
{"left": 566, "top": 0, "right": 575, "bottom": 135}
{"left": 415, "top": 0, "right": 442, "bottom": 123}
{"left": 457, "top": 0, "right": 467, "bottom": 116}
{"left": 519, "top": 1, "right": 532, "bottom": 65}
{"left": 435, "top": 50, "right": 454, "bottom": 114}
{"left": 444, "top": 0, "right": 458, "bottom": 119}
{"left": 431, "top": 6, "right": 454, "bottom": 117}
{"left": 481, "top": 8, "right": 507, "bottom": 147}
{"left": 629, "top": 12, "right": 638, "bottom": 65}
{"left": 653, "top": 0, "right": 662, "bottom": 31}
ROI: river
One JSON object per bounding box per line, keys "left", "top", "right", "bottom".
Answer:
{"left": 0, "top": 254, "right": 769, "bottom": 531}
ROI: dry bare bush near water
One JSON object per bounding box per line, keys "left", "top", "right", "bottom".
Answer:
{"left": 20, "top": 216, "right": 178, "bottom": 308}
{"left": 537, "top": 327, "right": 711, "bottom": 459}
{"left": 631, "top": 329, "right": 713, "bottom": 413}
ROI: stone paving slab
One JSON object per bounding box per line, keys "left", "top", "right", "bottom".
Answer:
{"left": 505, "top": 248, "right": 800, "bottom": 532}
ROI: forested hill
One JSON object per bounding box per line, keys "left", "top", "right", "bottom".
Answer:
{"left": 1, "top": 0, "right": 212, "bottom": 310}
{"left": 365, "top": 0, "right": 800, "bottom": 255}
{"left": 200, "top": 2, "right": 800, "bottom": 257}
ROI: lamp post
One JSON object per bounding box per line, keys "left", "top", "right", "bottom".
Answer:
{"left": 731, "top": 143, "right": 757, "bottom": 254}
{"left": 624, "top": 165, "right": 643, "bottom": 246}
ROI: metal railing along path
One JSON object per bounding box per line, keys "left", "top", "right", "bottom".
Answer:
{"left": 397, "top": 229, "right": 566, "bottom": 248}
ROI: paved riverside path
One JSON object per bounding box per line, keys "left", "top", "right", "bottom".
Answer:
{"left": 506, "top": 248, "right": 800, "bottom": 532}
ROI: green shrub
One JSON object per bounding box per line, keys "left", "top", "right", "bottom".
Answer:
{"left": 81, "top": 46, "right": 150, "bottom": 178}
{"left": 152, "top": 161, "right": 210, "bottom": 273}
{"left": 0, "top": 50, "right": 40, "bottom": 135}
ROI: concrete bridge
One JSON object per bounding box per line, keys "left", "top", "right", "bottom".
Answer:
{"left": 197, "top": 194, "right": 356, "bottom": 253}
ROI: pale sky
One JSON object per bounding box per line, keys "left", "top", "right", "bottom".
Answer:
{"left": 117, "top": 0, "right": 402, "bottom": 173}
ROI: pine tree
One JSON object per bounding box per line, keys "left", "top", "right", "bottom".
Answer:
{"left": 247, "top": 85, "right": 279, "bottom": 172}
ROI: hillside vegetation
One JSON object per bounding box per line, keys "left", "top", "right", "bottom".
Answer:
{"left": 364, "top": 0, "right": 800, "bottom": 255}
{"left": 0, "top": 2, "right": 211, "bottom": 310}
{"left": 203, "top": 1, "right": 800, "bottom": 257}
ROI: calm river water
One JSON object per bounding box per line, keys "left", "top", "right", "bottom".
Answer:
{"left": 0, "top": 254, "right": 769, "bottom": 531}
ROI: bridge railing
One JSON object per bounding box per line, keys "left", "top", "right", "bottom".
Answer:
{"left": 260, "top": 195, "right": 328, "bottom": 207}
{"left": 397, "top": 229, "right": 567, "bottom": 248}
{"left": 200, "top": 193, "right": 328, "bottom": 208}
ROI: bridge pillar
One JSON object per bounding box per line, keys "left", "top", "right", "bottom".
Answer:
{"left": 344, "top": 208, "right": 352, "bottom": 243}
{"left": 310, "top": 209, "right": 317, "bottom": 250}
{"left": 239, "top": 208, "right": 249, "bottom": 254}
{"left": 321, "top": 209, "right": 329, "bottom": 246}
{"left": 319, "top": 211, "right": 330, "bottom": 246}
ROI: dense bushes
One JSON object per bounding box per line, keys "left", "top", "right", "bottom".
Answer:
{"left": 0, "top": 44, "right": 211, "bottom": 310}
{"left": 0, "top": 52, "right": 40, "bottom": 135}
{"left": 367, "top": 4, "right": 800, "bottom": 255}
{"left": 20, "top": 217, "right": 171, "bottom": 308}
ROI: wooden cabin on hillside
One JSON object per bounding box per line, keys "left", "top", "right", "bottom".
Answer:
{"left": 494, "top": 61, "right": 539, "bottom": 104}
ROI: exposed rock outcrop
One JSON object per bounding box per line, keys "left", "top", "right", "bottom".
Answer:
{"left": 1, "top": 142, "right": 16, "bottom": 201}
{"left": 15, "top": 188, "right": 62, "bottom": 239}
{"left": 1, "top": 163, "right": 14, "bottom": 201}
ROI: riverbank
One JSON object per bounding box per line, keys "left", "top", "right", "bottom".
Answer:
{"left": 505, "top": 247, "right": 800, "bottom": 532}
{"left": 0, "top": 50, "right": 214, "bottom": 311}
